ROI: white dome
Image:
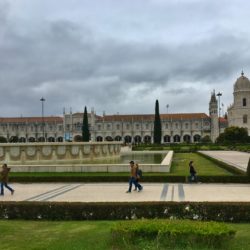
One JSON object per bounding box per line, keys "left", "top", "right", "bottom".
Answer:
{"left": 234, "top": 72, "right": 250, "bottom": 92}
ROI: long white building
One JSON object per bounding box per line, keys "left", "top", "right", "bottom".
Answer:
{"left": 8, "top": 71, "right": 250, "bottom": 143}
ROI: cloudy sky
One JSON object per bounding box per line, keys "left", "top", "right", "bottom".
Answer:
{"left": 0, "top": 0, "right": 250, "bottom": 117}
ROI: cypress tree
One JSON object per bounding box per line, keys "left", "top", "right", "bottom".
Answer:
{"left": 154, "top": 99, "right": 162, "bottom": 144}
{"left": 82, "top": 106, "right": 90, "bottom": 142}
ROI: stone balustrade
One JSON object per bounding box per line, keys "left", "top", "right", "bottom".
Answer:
{"left": 0, "top": 142, "right": 122, "bottom": 165}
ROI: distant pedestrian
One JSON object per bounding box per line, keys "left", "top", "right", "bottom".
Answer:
{"left": 134, "top": 163, "right": 143, "bottom": 191}
{"left": 126, "top": 161, "right": 143, "bottom": 193}
{"left": 189, "top": 161, "right": 197, "bottom": 182}
{"left": 0, "top": 164, "right": 14, "bottom": 196}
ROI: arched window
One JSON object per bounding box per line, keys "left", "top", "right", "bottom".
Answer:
{"left": 28, "top": 137, "right": 36, "bottom": 142}
{"left": 105, "top": 136, "right": 113, "bottom": 141}
{"left": 173, "top": 135, "right": 180, "bottom": 142}
{"left": 164, "top": 135, "right": 171, "bottom": 143}
{"left": 96, "top": 136, "right": 103, "bottom": 142}
{"left": 243, "top": 115, "right": 248, "bottom": 124}
{"left": 19, "top": 137, "right": 26, "bottom": 143}
{"left": 124, "top": 135, "right": 132, "bottom": 143}
{"left": 183, "top": 134, "right": 191, "bottom": 143}
{"left": 193, "top": 134, "right": 201, "bottom": 142}
{"left": 243, "top": 98, "right": 247, "bottom": 107}
{"left": 134, "top": 135, "right": 141, "bottom": 143}
{"left": 144, "top": 135, "right": 151, "bottom": 143}
{"left": 57, "top": 137, "right": 63, "bottom": 142}
{"left": 114, "top": 136, "right": 122, "bottom": 141}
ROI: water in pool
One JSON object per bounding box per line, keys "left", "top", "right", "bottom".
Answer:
{"left": 82, "top": 152, "right": 167, "bottom": 164}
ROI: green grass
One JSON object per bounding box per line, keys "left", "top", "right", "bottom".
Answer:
{"left": 170, "top": 152, "right": 233, "bottom": 176}
{"left": 0, "top": 220, "right": 249, "bottom": 250}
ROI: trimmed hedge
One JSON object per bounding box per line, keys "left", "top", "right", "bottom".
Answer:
{"left": 111, "top": 219, "right": 236, "bottom": 249}
{"left": 1, "top": 201, "right": 250, "bottom": 222}
{"left": 9, "top": 174, "right": 249, "bottom": 183}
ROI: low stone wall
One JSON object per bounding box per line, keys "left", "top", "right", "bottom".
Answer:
{"left": 8, "top": 150, "right": 172, "bottom": 173}
{"left": 9, "top": 163, "right": 170, "bottom": 173}
{"left": 0, "top": 142, "right": 122, "bottom": 165}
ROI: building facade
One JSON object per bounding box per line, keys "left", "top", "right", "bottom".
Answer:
{"left": 0, "top": 117, "right": 64, "bottom": 142}
{"left": 228, "top": 71, "right": 250, "bottom": 134}
{"left": 7, "top": 73, "right": 250, "bottom": 143}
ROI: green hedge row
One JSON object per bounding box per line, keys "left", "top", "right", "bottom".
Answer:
{"left": 196, "top": 151, "right": 245, "bottom": 175}
{"left": 1, "top": 201, "right": 250, "bottom": 222}
{"left": 9, "top": 175, "right": 249, "bottom": 183}
{"left": 111, "top": 219, "right": 236, "bottom": 249}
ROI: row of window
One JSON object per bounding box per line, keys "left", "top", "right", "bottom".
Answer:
{"left": 94, "top": 122, "right": 205, "bottom": 131}
{"left": 95, "top": 134, "right": 201, "bottom": 143}
{"left": 0, "top": 125, "right": 63, "bottom": 132}
{"left": 0, "top": 136, "right": 64, "bottom": 143}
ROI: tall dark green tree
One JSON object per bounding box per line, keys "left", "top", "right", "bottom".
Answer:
{"left": 82, "top": 106, "right": 90, "bottom": 142}
{"left": 153, "top": 99, "right": 162, "bottom": 144}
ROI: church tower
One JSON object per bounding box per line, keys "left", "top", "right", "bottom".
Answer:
{"left": 209, "top": 90, "right": 219, "bottom": 142}
{"left": 228, "top": 71, "right": 250, "bottom": 134}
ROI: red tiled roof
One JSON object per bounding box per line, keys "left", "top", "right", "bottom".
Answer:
{"left": 97, "top": 113, "right": 209, "bottom": 122}
{"left": 0, "top": 116, "right": 63, "bottom": 123}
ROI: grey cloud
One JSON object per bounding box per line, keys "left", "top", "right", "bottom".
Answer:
{"left": 0, "top": 1, "right": 250, "bottom": 117}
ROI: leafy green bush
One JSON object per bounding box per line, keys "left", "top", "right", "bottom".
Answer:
{"left": 1, "top": 201, "right": 250, "bottom": 222}
{"left": 111, "top": 219, "right": 236, "bottom": 249}
{"left": 9, "top": 174, "right": 248, "bottom": 183}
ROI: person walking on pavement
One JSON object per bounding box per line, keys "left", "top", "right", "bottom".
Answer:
{"left": 133, "top": 163, "right": 143, "bottom": 191}
{"left": 126, "top": 161, "right": 143, "bottom": 193}
{"left": 189, "top": 160, "right": 197, "bottom": 182}
{"left": 0, "top": 163, "right": 14, "bottom": 196}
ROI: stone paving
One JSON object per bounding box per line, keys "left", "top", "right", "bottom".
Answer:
{"left": 1, "top": 182, "right": 250, "bottom": 202}
{"left": 199, "top": 150, "right": 250, "bottom": 172}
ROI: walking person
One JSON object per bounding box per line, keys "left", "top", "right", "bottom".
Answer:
{"left": 133, "top": 163, "right": 143, "bottom": 191}
{"left": 0, "top": 163, "right": 14, "bottom": 196}
{"left": 189, "top": 161, "right": 197, "bottom": 183}
{"left": 126, "top": 161, "right": 143, "bottom": 193}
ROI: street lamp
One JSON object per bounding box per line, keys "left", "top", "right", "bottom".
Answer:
{"left": 216, "top": 92, "right": 222, "bottom": 134}
{"left": 40, "top": 97, "right": 45, "bottom": 141}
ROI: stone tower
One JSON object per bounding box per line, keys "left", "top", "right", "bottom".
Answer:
{"left": 209, "top": 90, "right": 219, "bottom": 142}
{"left": 228, "top": 71, "right": 250, "bottom": 134}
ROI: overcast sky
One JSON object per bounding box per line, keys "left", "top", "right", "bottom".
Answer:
{"left": 0, "top": 0, "right": 250, "bottom": 117}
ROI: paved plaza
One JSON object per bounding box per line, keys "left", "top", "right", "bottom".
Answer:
{"left": 199, "top": 150, "right": 250, "bottom": 172}
{"left": 1, "top": 182, "right": 250, "bottom": 202}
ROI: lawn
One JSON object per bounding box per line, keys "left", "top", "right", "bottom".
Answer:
{"left": 170, "top": 152, "right": 233, "bottom": 176}
{"left": 0, "top": 220, "right": 249, "bottom": 250}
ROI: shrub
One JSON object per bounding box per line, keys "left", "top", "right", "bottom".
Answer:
{"left": 9, "top": 174, "right": 249, "bottom": 183}
{"left": 247, "top": 157, "right": 250, "bottom": 180}
{"left": 1, "top": 201, "right": 250, "bottom": 222}
{"left": 111, "top": 219, "right": 236, "bottom": 249}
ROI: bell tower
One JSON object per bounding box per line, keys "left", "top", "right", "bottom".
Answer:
{"left": 209, "top": 90, "right": 219, "bottom": 142}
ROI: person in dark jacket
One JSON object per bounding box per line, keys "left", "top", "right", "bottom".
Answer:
{"left": 0, "top": 164, "right": 14, "bottom": 196}
{"left": 189, "top": 161, "right": 197, "bottom": 182}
